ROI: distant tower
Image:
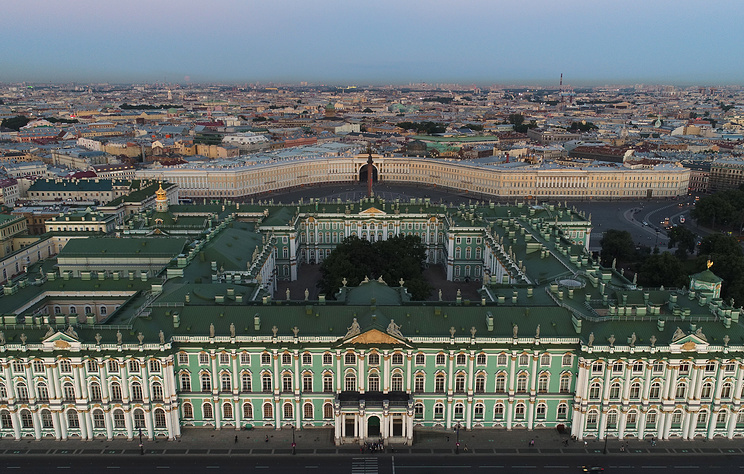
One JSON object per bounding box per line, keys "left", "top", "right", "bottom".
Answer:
{"left": 167, "top": 89, "right": 172, "bottom": 101}
{"left": 155, "top": 182, "right": 168, "bottom": 213}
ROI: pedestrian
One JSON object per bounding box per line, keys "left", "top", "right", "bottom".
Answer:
{"left": 234, "top": 435, "right": 238, "bottom": 444}
{"left": 265, "top": 435, "right": 269, "bottom": 443}
{"left": 584, "top": 440, "right": 587, "bottom": 447}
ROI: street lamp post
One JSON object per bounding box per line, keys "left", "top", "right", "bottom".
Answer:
{"left": 139, "top": 428, "right": 144, "bottom": 455}
{"left": 454, "top": 423, "right": 461, "bottom": 454}
{"left": 603, "top": 435, "right": 609, "bottom": 454}
{"left": 291, "top": 424, "right": 296, "bottom": 455}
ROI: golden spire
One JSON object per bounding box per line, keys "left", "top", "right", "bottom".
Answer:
{"left": 706, "top": 260, "right": 713, "bottom": 269}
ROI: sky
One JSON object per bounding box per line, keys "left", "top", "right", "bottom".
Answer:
{"left": 1, "top": 0, "right": 743, "bottom": 86}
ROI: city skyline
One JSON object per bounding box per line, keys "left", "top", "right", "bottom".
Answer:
{"left": 2, "top": 0, "right": 744, "bottom": 85}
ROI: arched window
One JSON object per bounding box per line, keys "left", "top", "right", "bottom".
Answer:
{"left": 474, "top": 403, "right": 484, "bottom": 420}
{"left": 20, "top": 409, "right": 33, "bottom": 428}
{"left": 180, "top": 373, "right": 191, "bottom": 392}
{"left": 455, "top": 374, "right": 466, "bottom": 393}
{"left": 675, "top": 382, "right": 687, "bottom": 399}
{"left": 302, "top": 353, "right": 312, "bottom": 365}
{"left": 152, "top": 382, "right": 164, "bottom": 401}
{"left": 201, "top": 373, "right": 212, "bottom": 392}
{"left": 475, "top": 374, "right": 486, "bottom": 393}
{"left": 607, "top": 410, "right": 618, "bottom": 429}
{"left": 130, "top": 382, "right": 143, "bottom": 402}
{"left": 89, "top": 382, "right": 102, "bottom": 402}
{"left": 629, "top": 381, "right": 641, "bottom": 400}
{"left": 323, "top": 403, "right": 333, "bottom": 419}
{"left": 456, "top": 353, "right": 466, "bottom": 365}
{"left": 536, "top": 403, "right": 547, "bottom": 420}
{"left": 37, "top": 382, "right": 49, "bottom": 402}
{"left": 515, "top": 403, "right": 526, "bottom": 420}
{"left": 497, "top": 353, "right": 508, "bottom": 365}
{"left": 183, "top": 403, "right": 193, "bottom": 419}
{"left": 243, "top": 403, "right": 253, "bottom": 419}
{"left": 133, "top": 408, "right": 146, "bottom": 427}
{"left": 323, "top": 353, "right": 333, "bottom": 365}
{"left": 538, "top": 374, "right": 549, "bottom": 393}
{"left": 90, "top": 408, "right": 105, "bottom": 428}
{"left": 67, "top": 409, "right": 80, "bottom": 429}
{"left": 559, "top": 374, "right": 571, "bottom": 393}
{"left": 16, "top": 382, "right": 29, "bottom": 402}
{"left": 344, "top": 352, "right": 356, "bottom": 365}
{"left": 261, "top": 353, "right": 271, "bottom": 365}
{"left": 262, "top": 373, "right": 272, "bottom": 392}
{"left": 494, "top": 403, "right": 504, "bottom": 420}
{"left": 697, "top": 410, "right": 709, "bottom": 428}
{"left": 476, "top": 353, "right": 486, "bottom": 365}
{"left": 721, "top": 381, "right": 733, "bottom": 399}
{"left": 586, "top": 409, "right": 598, "bottom": 429}
{"left": 0, "top": 409, "right": 12, "bottom": 429}
{"left": 110, "top": 382, "right": 122, "bottom": 401}
{"left": 113, "top": 409, "right": 125, "bottom": 428}
{"left": 241, "top": 373, "right": 252, "bottom": 392}
{"left": 496, "top": 373, "right": 506, "bottom": 393}
{"left": 129, "top": 360, "right": 140, "bottom": 372}
{"left": 302, "top": 373, "right": 312, "bottom": 392}
{"left": 345, "top": 373, "right": 357, "bottom": 391}
{"left": 41, "top": 409, "right": 53, "bottom": 428}
{"left": 368, "top": 373, "right": 380, "bottom": 392}
{"left": 263, "top": 403, "right": 273, "bottom": 420}
{"left": 149, "top": 360, "right": 161, "bottom": 372}
{"left": 223, "top": 403, "right": 233, "bottom": 420}
{"left": 701, "top": 381, "right": 713, "bottom": 399}
{"left": 434, "top": 403, "right": 444, "bottom": 419}
{"left": 240, "top": 352, "right": 250, "bottom": 365}
{"left": 453, "top": 403, "right": 464, "bottom": 419}
{"left": 518, "top": 354, "right": 529, "bottom": 366}
{"left": 649, "top": 381, "right": 661, "bottom": 400}
{"left": 540, "top": 354, "right": 551, "bottom": 366}
{"left": 415, "top": 353, "right": 425, "bottom": 365}
{"left": 221, "top": 373, "right": 231, "bottom": 392}
{"left": 323, "top": 374, "right": 333, "bottom": 392}
{"left": 368, "top": 353, "right": 380, "bottom": 366}
{"left": 626, "top": 410, "right": 638, "bottom": 428}
{"left": 392, "top": 373, "right": 404, "bottom": 392}
{"left": 609, "top": 382, "right": 621, "bottom": 400}
{"left": 414, "top": 403, "right": 424, "bottom": 419}
{"left": 303, "top": 403, "right": 313, "bottom": 419}
{"left": 589, "top": 382, "right": 601, "bottom": 400}
{"left": 716, "top": 410, "right": 727, "bottom": 428}
{"left": 155, "top": 408, "right": 167, "bottom": 427}
{"left": 84, "top": 305, "right": 92, "bottom": 315}
{"left": 671, "top": 409, "right": 683, "bottom": 428}
{"left": 282, "top": 373, "right": 292, "bottom": 392}
{"left": 282, "top": 353, "right": 292, "bottom": 365}
{"left": 646, "top": 410, "right": 658, "bottom": 429}
{"left": 435, "top": 374, "right": 446, "bottom": 393}
{"left": 63, "top": 382, "right": 75, "bottom": 402}
{"left": 557, "top": 403, "right": 568, "bottom": 420}
{"left": 436, "top": 353, "right": 446, "bottom": 365}
{"left": 516, "top": 374, "right": 528, "bottom": 393}
{"left": 100, "top": 306, "right": 107, "bottom": 315}
{"left": 202, "top": 403, "right": 213, "bottom": 419}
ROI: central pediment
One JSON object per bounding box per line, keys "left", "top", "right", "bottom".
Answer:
{"left": 359, "top": 207, "right": 386, "bottom": 215}
{"left": 346, "top": 329, "right": 408, "bottom": 346}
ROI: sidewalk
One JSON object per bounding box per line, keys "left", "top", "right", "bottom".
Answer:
{"left": 1, "top": 426, "right": 743, "bottom": 456}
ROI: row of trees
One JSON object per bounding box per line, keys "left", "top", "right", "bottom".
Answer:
{"left": 318, "top": 235, "right": 432, "bottom": 300}
{"left": 397, "top": 121, "right": 447, "bottom": 135}
{"left": 691, "top": 185, "right": 744, "bottom": 230}
{"left": 600, "top": 228, "right": 744, "bottom": 305}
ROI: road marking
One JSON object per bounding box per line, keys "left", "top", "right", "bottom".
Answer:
{"left": 478, "top": 467, "right": 504, "bottom": 469}
{"left": 305, "top": 467, "right": 318, "bottom": 469}
{"left": 7, "top": 468, "right": 20, "bottom": 470}
{"left": 641, "top": 467, "right": 666, "bottom": 469}
{"left": 106, "top": 468, "right": 121, "bottom": 470}
{"left": 206, "top": 467, "right": 220, "bottom": 470}
{"left": 156, "top": 467, "right": 170, "bottom": 470}
{"left": 255, "top": 467, "right": 269, "bottom": 470}
{"left": 545, "top": 466, "right": 569, "bottom": 469}
{"left": 512, "top": 467, "right": 537, "bottom": 469}
{"left": 58, "top": 468, "right": 71, "bottom": 470}
{"left": 674, "top": 467, "right": 699, "bottom": 469}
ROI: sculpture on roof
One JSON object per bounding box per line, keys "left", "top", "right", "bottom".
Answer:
{"left": 630, "top": 332, "right": 636, "bottom": 347}
{"left": 363, "top": 276, "right": 370, "bottom": 283}
{"left": 286, "top": 288, "right": 291, "bottom": 301}
{"left": 304, "top": 288, "right": 309, "bottom": 301}
{"left": 116, "top": 330, "right": 122, "bottom": 345}
{"left": 159, "top": 330, "right": 165, "bottom": 345}
{"left": 209, "top": 323, "right": 215, "bottom": 338}
{"left": 724, "top": 334, "right": 730, "bottom": 346}
{"left": 137, "top": 332, "right": 144, "bottom": 344}
{"left": 44, "top": 325, "right": 55, "bottom": 338}
{"left": 513, "top": 324, "right": 519, "bottom": 339}
{"left": 345, "top": 318, "right": 361, "bottom": 339}
{"left": 65, "top": 325, "right": 78, "bottom": 339}
{"left": 695, "top": 327, "right": 707, "bottom": 342}
{"left": 20, "top": 333, "right": 26, "bottom": 345}
{"left": 342, "top": 278, "right": 348, "bottom": 287}
{"left": 535, "top": 324, "right": 540, "bottom": 339}
{"left": 399, "top": 278, "right": 405, "bottom": 287}
{"left": 438, "top": 289, "right": 442, "bottom": 301}
{"left": 608, "top": 334, "right": 615, "bottom": 346}
{"left": 292, "top": 326, "right": 299, "bottom": 338}
{"left": 707, "top": 259, "right": 714, "bottom": 269}
{"left": 672, "top": 327, "right": 685, "bottom": 341}
{"left": 588, "top": 332, "right": 594, "bottom": 347}
{"left": 470, "top": 326, "right": 477, "bottom": 338}
{"left": 387, "top": 319, "right": 403, "bottom": 338}
{"left": 272, "top": 325, "right": 279, "bottom": 337}
{"left": 649, "top": 335, "right": 656, "bottom": 347}
{"left": 230, "top": 323, "right": 235, "bottom": 338}
{"left": 377, "top": 275, "right": 385, "bottom": 284}
{"left": 95, "top": 333, "right": 102, "bottom": 345}
{"left": 449, "top": 326, "right": 456, "bottom": 338}
{"left": 457, "top": 289, "right": 461, "bottom": 298}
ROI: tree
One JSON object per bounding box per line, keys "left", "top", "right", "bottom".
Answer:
{"left": 318, "top": 235, "right": 432, "bottom": 300}
{"left": 599, "top": 229, "right": 635, "bottom": 266}
{"left": 508, "top": 114, "right": 524, "bottom": 126}
{"left": 637, "top": 252, "right": 686, "bottom": 288}
{"left": 697, "top": 233, "right": 744, "bottom": 304}
{"left": 667, "top": 225, "right": 696, "bottom": 259}
{"left": 1, "top": 115, "right": 31, "bottom": 131}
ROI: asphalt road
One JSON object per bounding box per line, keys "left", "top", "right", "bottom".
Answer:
{"left": 2, "top": 453, "right": 744, "bottom": 474}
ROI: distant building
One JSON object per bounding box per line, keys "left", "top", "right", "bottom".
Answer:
{"left": 708, "top": 159, "right": 744, "bottom": 193}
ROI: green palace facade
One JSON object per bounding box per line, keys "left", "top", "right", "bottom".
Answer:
{"left": 0, "top": 191, "right": 742, "bottom": 445}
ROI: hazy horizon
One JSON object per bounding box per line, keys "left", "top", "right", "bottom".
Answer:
{"left": 2, "top": 0, "right": 743, "bottom": 86}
